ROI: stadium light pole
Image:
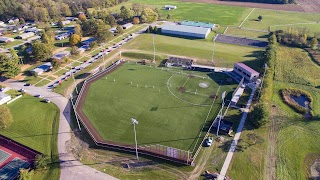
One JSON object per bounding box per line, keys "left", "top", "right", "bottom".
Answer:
{"left": 216, "top": 91, "right": 226, "bottom": 137}
{"left": 211, "top": 35, "right": 218, "bottom": 64}
{"left": 131, "top": 118, "right": 139, "bottom": 160}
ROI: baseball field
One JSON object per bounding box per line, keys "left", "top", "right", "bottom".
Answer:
{"left": 82, "top": 63, "right": 237, "bottom": 152}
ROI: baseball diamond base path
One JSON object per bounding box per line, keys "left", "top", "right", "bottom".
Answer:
{"left": 0, "top": 80, "right": 118, "bottom": 180}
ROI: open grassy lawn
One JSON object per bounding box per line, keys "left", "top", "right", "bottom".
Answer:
{"left": 271, "top": 23, "right": 320, "bottom": 36}
{"left": 82, "top": 63, "right": 237, "bottom": 152}
{"left": 0, "top": 40, "right": 23, "bottom": 49}
{"left": 272, "top": 82, "right": 320, "bottom": 180}
{"left": 122, "top": 34, "right": 264, "bottom": 68}
{"left": 225, "top": 27, "right": 269, "bottom": 41}
{"left": 108, "top": 0, "right": 248, "bottom": 26}
{"left": 242, "top": 9, "right": 320, "bottom": 31}
{"left": 1, "top": 95, "right": 60, "bottom": 179}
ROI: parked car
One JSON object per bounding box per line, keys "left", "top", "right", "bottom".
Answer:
{"left": 206, "top": 137, "right": 213, "bottom": 147}
{"left": 44, "top": 99, "right": 50, "bottom": 103}
{"left": 19, "top": 88, "right": 26, "bottom": 93}
{"left": 24, "top": 83, "right": 31, "bottom": 86}
{"left": 34, "top": 94, "right": 42, "bottom": 98}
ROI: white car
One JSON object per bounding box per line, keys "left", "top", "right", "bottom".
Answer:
{"left": 44, "top": 99, "right": 50, "bottom": 103}
{"left": 206, "top": 137, "right": 213, "bottom": 147}
{"left": 19, "top": 88, "right": 26, "bottom": 93}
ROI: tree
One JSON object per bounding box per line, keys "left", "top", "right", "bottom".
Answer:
{"left": 116, "top": 25, "right": 124, "bottom": 34}
{"left": 63, "top": 57, "right": 71, "bottom": 64}
{"left": 132, "top": 3, "right": 143, "bottom": 15}
{"left": 132, "top": 17, "right": 140, "bottom": 24}
{"left": 90, "top": 41, "right": 97, "bottom": 49}
{"left": 0, "top": 51, "right": 20, "bottom": 79}
{"left": 74, "top": 24, "right": 82, "bottom": 37}
{"left": 41, "top": 31, "right": 55, "bottom": 45}
{"left": 35, "top": 155, "right": 49, "bottom": 169}
{"left": 32, "top": 41, "right": 52, "bottom": 62}
{"left": 57, "top": 20, "right": 64, "bottom": 29}
{"left": 310, "top": 37, "right": 318, "bottom": 50}
{"left": 0, "top": 105, "right": 13, "bottom": 129}
{"left": 52, "top": 59, "right": 62, "bottom": 69}
{"left": 78, "top": 13, "right": 86, "bottom": 21}
{"left": 167, "top": 14, "right": 171, "bottom": 20}
{"left": 153, "top": 26, "right": 158, "bottom": 34}
{"left": 268, "top": 34, "right": 277, "bottom": 45}
{"left": 247, "top": 103, "right": 268, "bottom": 128}
{"left": 71, "top": 46, "right": 80, "bottom": 55}
{"left": 258, "top": 15, "right": 263, "bottom": 22}
{"left": 106, "top": 14, "right": 116, "bottom": 26}
{"left": 95, "top": 21, "right": 112, "bottom": 43}
{"left": 120, "top": 6, "right": 133, "bottom": 20}
{"left": 19, "top": 168, "right": 34, "bottom": 180}
{"left": 69, "top": 34, "right": 81, "bottom": 46}
{"left": 140, "top": 8, "right": 158, "bottom": 23}
{"left": 148, "top": 25, "right": 154, "bottom": 33}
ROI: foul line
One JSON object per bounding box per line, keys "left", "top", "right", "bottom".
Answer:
{"left": 239, "top": 8, "right": 255, "bottom": 28}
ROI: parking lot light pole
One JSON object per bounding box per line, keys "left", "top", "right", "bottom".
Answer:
{"left": 131, "top": 118, "right": 139, "bottom": 160}
{"left": 216, "top": 91, "right": 226, "bottom": 137}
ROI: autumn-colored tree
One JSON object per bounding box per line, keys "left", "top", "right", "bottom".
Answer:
{"left": 69, "top": 34, "right": 81, "bottom": 46}
{"left": 78, "top": 13, "right": 86, "bottom": 21}
{"left": 0, "top": 105, "right": 13, "bottom": 129}
{"left": 132, "top": 17, "right": 140, "bottom": 24}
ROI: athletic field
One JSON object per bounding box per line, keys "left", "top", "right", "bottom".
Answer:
{"left": 82, "top": 63, "right": 237, "bottom": 152}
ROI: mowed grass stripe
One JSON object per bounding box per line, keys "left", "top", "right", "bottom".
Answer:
{"left": 82, "top": 63, "right": 237, "bottom": 151}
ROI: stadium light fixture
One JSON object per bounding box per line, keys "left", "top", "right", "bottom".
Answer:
{"left": 131, "top": 118, "right": 139, "bottom": 160}
{"left": 216, "top": 91, "right": 227, "bottom": 136}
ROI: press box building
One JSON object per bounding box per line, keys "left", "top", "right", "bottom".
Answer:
{"left": 233, "top": 63, "right": 259, "bottom": 81}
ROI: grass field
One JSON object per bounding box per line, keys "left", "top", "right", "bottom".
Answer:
{"left": 82, "top": 63, "right": 237, "bottom": 152}
{"left": 1, "top": 95, "right": 60, "bottom": 179}
{"left": 107, "top": 0, "right": 248, "bottom": 26}
{"left": 242, "top": 8, "right": 320, "bottom": 32}
{"left": 122, "top": 34, "right": 264, "bottom": 68}
{"left": 271, "top": 23, "right": 320, "bottom": 36}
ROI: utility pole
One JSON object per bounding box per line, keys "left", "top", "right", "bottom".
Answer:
{"left": 257, "top": 63, "right": 267, "bottom": 99}
{"left": 216, "top": 91, "right": 226, "bottom": 137}
{"left": 70, "top": 94, "right": 81, "bottom": 131}
{"left": 131, "top": 118, "right": 139, "bottom": 160}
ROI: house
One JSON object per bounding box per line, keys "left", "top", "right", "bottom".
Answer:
{"left": 78, "top": 45, "right": 90, "bottom": 53}
{"left": 81, "top": 38, "right": 95, "bottom": 45}
{"left": 27, "top": 35, "right": 41, "bottom": 42}
{"left": 0, "top": 36, "right": 14, "bottom": 43}
{"left": 122, "top": 23, "right": 133, "bottom": 30}
{"left": 233, "top": 63, "right": 260, "bottom": 81}
{"left": 51, "top": 51, "right": 70, "bottom": 60}
{"left": 17, "top": 32, "right": 34, "bottom": 39}
{"left": 109, "top": 27, "right": 117, "bottom": 33}
{"left": 180, "top": 20, "right": 215, "bottom": 30}
{"left": 55, "top": 32, "right": 70, "bottom": 40}
{"left": 165, "top": 56, "right": 193, "bottom": 67}
{"left": 25, "top": 27, "right": 41, "bottom": 33}
{"left": 0, "top": 21, "right": 5, "bottom": 27}
{"left": 30, "top": 62, "right": 53, "bottom": 75}
{"left": 0, "top": 92, "right": 11, "bottom": 105}
{"left": 61, "top": 20, "right": 71, "bottom": 26}
{"left": 66, "top": 17, "right": 78, "bottom": 21}
{"left": 161, "top": 24, "right": 210, "bottom": 39}
{"left": 7, "top": 18, "right": 19, "bottom": 24}
{"left": 165, "top": 5, "right": 177, "bottom": 10}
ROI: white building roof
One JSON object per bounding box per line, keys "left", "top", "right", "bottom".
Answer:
{"left": 0, "top": 92, "right": 10, "bottom": 100}
{"left": 0, "top": 36, "right": 14, "bottom": 42}
{"left": 18, "top": 32, "right": 34, "bottom": 39}
{"left": 122, "top": 23, "right": 133, "bottom": 28}
{"left": 161, "top": 24, "right": 210, "bottom": 35}
{"left": 51, "top": 51, "right": 70, "bottom": 60}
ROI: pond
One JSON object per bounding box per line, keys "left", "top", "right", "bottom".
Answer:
{"left": 291, "top": 95, "right": 312, "bottom": 117}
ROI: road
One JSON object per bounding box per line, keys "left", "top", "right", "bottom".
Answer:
{"left": 0, "top": 79, "right": 118, "bottom": 180}
{"left": 217, "top": 86, "right": 256, "bottom": 180}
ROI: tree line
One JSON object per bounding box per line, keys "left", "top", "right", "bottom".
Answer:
{"left": 222, "top": 0, "right": 296, "bottom": 4}
{"left": 0, "top": 0, "right": 128, "bottom": 22}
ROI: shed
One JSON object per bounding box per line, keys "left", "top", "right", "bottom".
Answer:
{"left": 161, "top": 24, "right": 210, "bottom": 39}
{"left": 0, "top": 92, "right": 11, "bottom": 105}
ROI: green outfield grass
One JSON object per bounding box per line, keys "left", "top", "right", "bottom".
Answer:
{"left": 122, "top": 34, "right": 263, "bottom": 68}
{"left": 1, "top": 95, "right": 60, "bottom": 179}
{"left": 82, "top": 63, "right": 237, "bottom": 152}
{"left": 108, "top": 0, "right": 248, "bottom": 26}
{"left": 242, "top": 9, "right": 320, "bottom": 32}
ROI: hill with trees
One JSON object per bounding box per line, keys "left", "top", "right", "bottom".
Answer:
{"left": 222, "top": 0, "right": 296, "bottom": 4}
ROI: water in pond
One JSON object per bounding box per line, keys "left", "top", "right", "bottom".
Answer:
{"left": 290, "top": 95, "right": 312, "bottom": 117}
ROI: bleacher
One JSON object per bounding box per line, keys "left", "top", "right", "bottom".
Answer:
{"left": 0, "top": 158, "right": 29, "bottom": 180}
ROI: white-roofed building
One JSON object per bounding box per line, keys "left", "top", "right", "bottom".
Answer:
{"left": 0, "top": 92, "right": 11, "bottom": 105}
{"left": 165, "top": 5, "right": 177, "bottom": 10}
{"left": 62, "top": 20, "right": 71, "bottom": 25}
{"left": 30, "top": 62, "right": 53, "bottom": 75}
{"left": 25, "top": 27, "right": 41, "bottom": 33}
{"left": 17, "top": 32, "right": 34, "bottom": 39}
{"left": 51, "top": 51, "right": 70, "bottom": 60}
{"left": 161, "top": 24, "right": 210, "bottom": 39}
{"left": 122, "top": 23, "right": 133, "bottom": 30}
{"left": 0, "top": 36, "right": 14, "bottom": 43}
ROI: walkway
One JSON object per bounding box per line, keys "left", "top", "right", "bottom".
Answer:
{"left": 0, "top": 79, "right": 117, "bottom": 180}
{"left": 217, "top": 87, "right": 256, "bottom": 180}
